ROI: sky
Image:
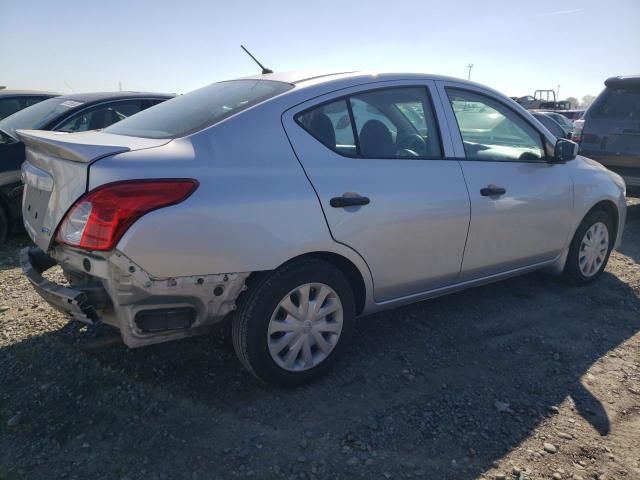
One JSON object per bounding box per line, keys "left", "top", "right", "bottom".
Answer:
{"left": 1, "top": 0, "right": 639, "bottom": 101}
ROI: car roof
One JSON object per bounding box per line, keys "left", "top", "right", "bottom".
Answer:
{"left": 238, "top": 71, "right": 505, "bottom": 100}
{"left": 54, "top": 91, "right": 174, "bottom": 103}
{"left": 240, "top": 70, "right": 481, "bottom": 88}
{"left": 0, "top": 89, "right": 60, "bottom": 97}
{"left": 604, "top": 75, "right": 640, "bottom": 88}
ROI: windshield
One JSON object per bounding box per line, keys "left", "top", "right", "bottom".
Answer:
{"left": 105, "top": 79, "right": 293, "bottom": 139}
{"left": 0, "top": 97, "right": 83, "bottom": 140}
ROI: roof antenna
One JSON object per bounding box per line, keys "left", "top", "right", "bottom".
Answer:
{"left": 240, "top": 45, "right": 273, "bottom": 74}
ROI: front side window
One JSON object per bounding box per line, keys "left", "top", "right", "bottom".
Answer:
{"left": 296, "top": 87, "right": 442, "bottom": 159}
{"left": 447, "top": 89, "right": 545, "bottom": 162}
{"left": 56, "top": 100, "right": 144, "bottom": 132}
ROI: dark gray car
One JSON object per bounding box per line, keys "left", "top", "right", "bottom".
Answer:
{"left": 0, "top": 90, "right": 59, "bottom": 120}
{"left": 0, "top": 91, "right": 173, "bottom": 243}
{"left": 579, "top": 75, "right": 640, "bottom": 192}
{"left": 531, "top": 112, "right": 569, "bottom": 139}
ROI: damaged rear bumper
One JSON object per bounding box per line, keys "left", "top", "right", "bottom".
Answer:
{"left": 20, "top": 247, "right": 108, "bottom": 323}
{"left": 20, "top": 246, "right": 250, "bottom": 348}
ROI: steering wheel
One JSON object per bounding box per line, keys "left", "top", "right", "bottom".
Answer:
{"left": 396, "top": 133, "right": 427, "bottom": 155}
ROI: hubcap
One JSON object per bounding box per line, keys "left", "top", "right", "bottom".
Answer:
{"left": 578, "top": 221, "right": 609, "bottom": 277}
{"left": 267, "top": 283, "right": 344, "bottom": 372}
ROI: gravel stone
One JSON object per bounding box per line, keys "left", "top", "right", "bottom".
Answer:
{"left": 6, "top": 415, "right": 20, "bottom": 427}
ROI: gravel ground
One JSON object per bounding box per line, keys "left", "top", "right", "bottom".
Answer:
{"left": 1, "top": 198, "right": 639, "bottom": 480}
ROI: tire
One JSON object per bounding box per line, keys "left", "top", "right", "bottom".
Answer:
{"left": 232, "top": 258, "right": 356, "bottom": 387}
{"left": 0, "top": 207, "right": 8, "bottom": 245}
{"left": 562, "top": 209, "right": 614, "bottom": 285}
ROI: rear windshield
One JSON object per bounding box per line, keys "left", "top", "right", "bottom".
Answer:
{"left": 590, "top": 86, "right": 640, "bottom": 120}
{"left": 105, "top": 79, "right": 293, "bottom": 139}
{"left": 0, "top": 97, "right": 82, "bottom": 140}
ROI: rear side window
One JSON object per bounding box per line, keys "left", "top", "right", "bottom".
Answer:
{"left": 297, "top": 99, "right": 357, "bottom": 156}
{"left": 590, "top": 86, "right": 640, "bottom": 119}
{"left": 296, "top": 87, "right": 442, "bottom": 159}
{"left": 105, "top": 80, "right": 293, "bottom": 139}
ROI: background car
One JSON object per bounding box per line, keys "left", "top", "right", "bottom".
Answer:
{"left": 531, "top": 111, "right": 570, "bottom": 139}
{"left": 16, "top": 72, "right": 626, "bottom": 386}
{"left": 0, "top": 90, "right": 59, "bottom": 120}
{"left": 542, "top": 111, "right": 576, "bottom": 136}
{"left": 556, "top": 109, "right": 585, "bottom": 123}
{"left": 578, "top": 75, "right": 640, "bottom": 194}
{"left": 0, "top": 91, "right": 173, "bottom": 243}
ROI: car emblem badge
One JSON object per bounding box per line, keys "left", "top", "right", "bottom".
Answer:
{"left": 41, "top": 227, "right": 50, "bottom": 234}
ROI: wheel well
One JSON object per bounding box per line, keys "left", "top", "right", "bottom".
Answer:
{"left": 308, "top": 252, "right": 367, "bottom": 315}
{"left": 586, "top": 200, "right": 619, "bottom": 239}
{"left": 259, "top": 252, "right": 367, "bottom": 315}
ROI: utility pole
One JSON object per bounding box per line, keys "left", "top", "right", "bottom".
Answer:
{"left": 557, "top": 84, "right": 561, "bottom": 100}
{"left": 467, "top": 64, "right": 474, "bottom": 80}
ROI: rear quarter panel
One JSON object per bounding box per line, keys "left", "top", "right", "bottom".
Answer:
{"left": 89, "top": 102, "right": 373, "bottom": 291}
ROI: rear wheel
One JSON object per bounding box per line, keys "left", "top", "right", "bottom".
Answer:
{"left": 0, "top": 207, "right": 8, "bottom": 245}
{"left": 232, "top": 258, "right": 356, "bottom": 387}
{"left": 562, "top": 209, "right": 614, "bottom": 285}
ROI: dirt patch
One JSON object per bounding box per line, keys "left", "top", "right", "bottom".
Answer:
{"left": 1, "top": 199, "right": 639, "bottom": 480}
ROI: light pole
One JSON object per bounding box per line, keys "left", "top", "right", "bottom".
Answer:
{"left": 467, "top": 64, "right": 474, "bottom": 80}
{"left": 557, "top": 84, "right": 561, "bottom": 101}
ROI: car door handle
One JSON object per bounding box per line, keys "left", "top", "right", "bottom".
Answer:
{"left": 330, "top": 195, "right": 370, "bottom": 208}
{"left": 480, "top": 185, "right": 506, "bottom": 197}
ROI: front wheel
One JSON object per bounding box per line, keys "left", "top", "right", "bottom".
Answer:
{"left": 232, "top": 258, "right": 356, "bottom": 387}
{"left": 562, "top": 209, "right": 614, "bottom": 285}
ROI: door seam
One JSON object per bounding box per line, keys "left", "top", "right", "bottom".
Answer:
{"left": 279, "top": 115, "right": 377, "bottom": 293}
{"left": 455, "top": 159, "right": 473, "bottom": 280}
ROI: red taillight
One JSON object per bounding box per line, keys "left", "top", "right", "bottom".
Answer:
{"left": 56, "top": 179, "right": 198, "bottom": 251}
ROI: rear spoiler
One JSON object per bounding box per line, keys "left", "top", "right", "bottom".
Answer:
{"left": 604, "top": 75, "right": 640, "bottom": 89}
{"left": 16, "top": 130, "right": 131, "bottom": 163}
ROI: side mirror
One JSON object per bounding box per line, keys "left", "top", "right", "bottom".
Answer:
{"left": 553, "top": 138, "right": 579, "bottom": 162}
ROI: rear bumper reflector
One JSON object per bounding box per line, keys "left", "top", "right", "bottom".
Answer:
{"left": 134, "top": 307, "right": 197, "bottom": 333}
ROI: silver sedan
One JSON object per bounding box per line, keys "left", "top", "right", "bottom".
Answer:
{"left": 18, "top": 72, "right": 626, "bottom": 386}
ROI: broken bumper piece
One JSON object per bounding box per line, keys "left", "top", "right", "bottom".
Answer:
{"left": 19, "top": 246, "right": 109, "bottom": 324}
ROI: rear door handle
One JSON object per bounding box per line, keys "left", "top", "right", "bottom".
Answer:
{"left": 480, "top": 185, "right": 506, "bottom": 197}
{"left": 330, "top": 195, "right": 370, "bottom": 208}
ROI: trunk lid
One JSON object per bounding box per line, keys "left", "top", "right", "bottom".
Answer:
{"left": 17, "top": 129, "right": 169, "bottom": 250}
